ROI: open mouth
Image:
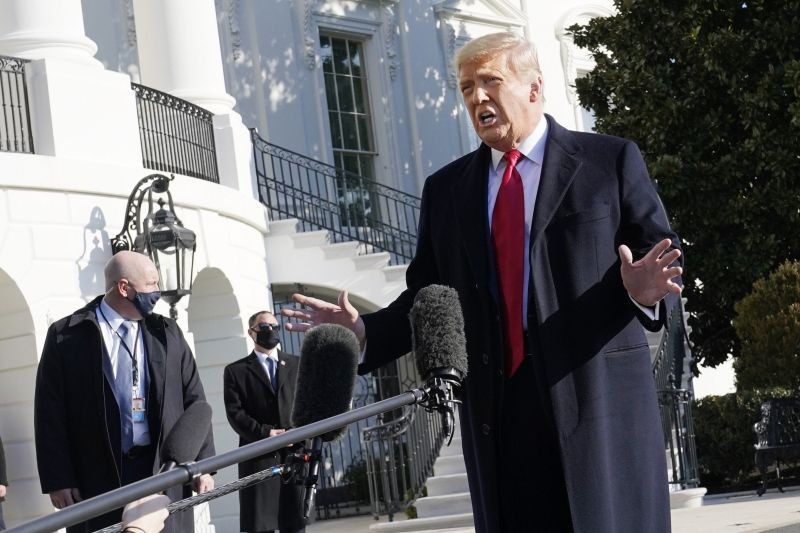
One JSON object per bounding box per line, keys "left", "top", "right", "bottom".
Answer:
{"left": 478, "top": 111, "right": 497, "bottom": 126}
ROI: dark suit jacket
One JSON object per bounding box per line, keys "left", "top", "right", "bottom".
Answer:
{"left": 224, "top": 350, "right": 305, "bottom": 532}
{"left": 34, "top": 295, "right": 215, "bottom": 533}
{"left": 360, "top": 115, "right": 680, "bottom": 533}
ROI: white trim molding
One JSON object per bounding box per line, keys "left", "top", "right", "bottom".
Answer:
{"left": 554, "top": 4, "right": 614, "bottom": 129}
{"left": 433, "top": 0, "right": 526, "bottom": 89}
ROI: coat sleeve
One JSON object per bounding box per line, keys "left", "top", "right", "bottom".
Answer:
{"left": 174, "top": 325, "right": 216, "bottom": 461}
{"left": 223, "top": 365, "right": 271, "bottom": 442}
{"left": 34, "top": 324, "right": 77, "bottom": 493}
{"left": 618, "top": 140, "right": 684, "bottom": 331}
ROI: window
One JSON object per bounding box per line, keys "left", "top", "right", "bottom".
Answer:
{"left": 320, "top": 34, "right": 378, "bottom": 228}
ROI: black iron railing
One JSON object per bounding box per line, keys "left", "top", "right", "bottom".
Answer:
{"left": 652, "top": 298, "right": 700, "bottom": 488}
{"left": 0, "top": 55, "right": 34, "bottom": 154}
{"left": 252, "top": 130, "right": 420, "bottom": 266}
{"left": 363, "top": 404, "right": 444, "bottom": 521}
{"left": 132, "top": 83, "right": 219, "bottom": 183}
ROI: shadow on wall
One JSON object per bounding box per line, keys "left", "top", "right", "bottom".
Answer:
{"left": 76, "top": 207, "right": 113, "bottom": 298}
{"left": 0, "top": 269, "right": 53, "bottom": 525}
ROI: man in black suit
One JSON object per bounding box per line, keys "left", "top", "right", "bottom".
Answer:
{"left": 34, "top": 250, "right": 215, "bottom": 533}
{"left": 224, "top": 311, "right": 305, "bottom": 533}
{"left": 282, "top": 32, "right": 682, "bottom": 533}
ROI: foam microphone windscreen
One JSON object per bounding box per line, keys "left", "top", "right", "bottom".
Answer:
{"left": 409, "top": 285, "right": 469, "bottom": 381}
{"left": 160, "top": 400, "right": 213, "bottom": 464}
{"left": 291, "top": 324, "right": 360, "bottom": 441}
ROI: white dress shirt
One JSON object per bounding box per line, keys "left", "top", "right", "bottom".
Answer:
{"left": 97, "top": 298, "right": 151, "bottom": 446}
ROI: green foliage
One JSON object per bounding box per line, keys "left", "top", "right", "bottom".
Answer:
{"left": 694, "top": 388, "right": 795, "bottom": 490}
{"left": 733, "top": 261, "right": 800, "bottom": 390}
{"left": 570, "top": 0, "right": 800, "bottom": 367}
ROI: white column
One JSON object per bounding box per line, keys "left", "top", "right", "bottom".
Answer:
{"left": 133, "top": 0, "right": 257, "bottom": 198}
{"left": 133, "top": 0, "right": 235, "bottom": 113}
{"left": 0, "top": 0, "right": 102, "bottom": 68}
{"left": 0, "top": 0, "right": 142, "bottom": 165}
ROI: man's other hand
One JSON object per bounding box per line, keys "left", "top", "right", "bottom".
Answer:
{"left": 49, "top": 487, "right": 82, "bottom": 509}
{"left": 619, "top": 238, "right": 682, "bottom": 307}
{"left": 192, "top": 473, "right": 214, "bottom": 494}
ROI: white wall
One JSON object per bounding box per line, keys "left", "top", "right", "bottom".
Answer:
{"left": 80, "top": 0, "right": 619, "bottom": 198}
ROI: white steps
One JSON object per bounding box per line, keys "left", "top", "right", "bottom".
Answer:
{"left": 439, "top": 437, "right": 462, "bottom": 456}
{"left": 370, "top": 413, "right": 475, "bottom": 532}
{"left": 415, "top": 493, "right": 473, "bottom": 518}
{"left": 432, "top": 455, "right": 466, "bottom": 476}
{"left": 426, "top": 473, "right": 468, "bottom": 496}
{"left": 264, "top": 219, "right": 408, "bottom": 309}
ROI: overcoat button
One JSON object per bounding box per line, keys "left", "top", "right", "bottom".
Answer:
{"left": 482, "top": 353, "right": 489, "bottom": 365}
{"left": 482, "top": 424, "right": 491, "bottom": 435}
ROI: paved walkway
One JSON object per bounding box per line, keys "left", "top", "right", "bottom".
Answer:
{"left": 308, "top": 487, "right": 800, "bottom": 532}
{"left": 307, "top": 513, "right": 408, "bottom": 532}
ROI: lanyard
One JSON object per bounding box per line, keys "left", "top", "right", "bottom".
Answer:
{"left": 98, "top": 307, "right": 140, "bottom": 390}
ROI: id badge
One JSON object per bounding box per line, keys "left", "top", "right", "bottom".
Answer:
{"left": 132, "top": 397, "right": 146, "bottom": 423}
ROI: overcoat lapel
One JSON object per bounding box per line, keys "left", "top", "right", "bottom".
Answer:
{"left": 143, "top": 319, "right": 167, "bottom": 439}
{"left": 530, "top": 116, "right": 582, "bottom": 247}
{"left": 451, "top": 144, "right": 498, "bottom": 303}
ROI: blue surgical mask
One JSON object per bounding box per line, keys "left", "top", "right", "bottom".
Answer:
{"left": 129, "top": 290, "right": 161, "bottom": 317}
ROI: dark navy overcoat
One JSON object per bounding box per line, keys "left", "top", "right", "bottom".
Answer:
{"left": 360, "top": 115, "right": 679, "bottom": 533}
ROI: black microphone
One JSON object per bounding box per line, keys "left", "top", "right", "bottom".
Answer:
{"left": 290, "top": 323, "right": 360, "bottom": 519}
{"left": 159, "top": 400, "right": 213, "bottom": 473}
{"left": 409, "top": 285, "right": 469, "bottom": 442}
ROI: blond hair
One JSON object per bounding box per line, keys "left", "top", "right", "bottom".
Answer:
{"left": 454, "top": 32, "right": 542, "bottom": 80}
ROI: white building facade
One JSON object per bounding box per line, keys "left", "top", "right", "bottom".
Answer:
{"left": 0, "top": 0, "right": 616, "bottom": 529}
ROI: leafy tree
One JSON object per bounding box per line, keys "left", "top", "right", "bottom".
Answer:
{"left": 570, "top": 0, "right": 800, "bottom": 367}
{"left": 733, "top": 261, "right": 800, "bottom": 390}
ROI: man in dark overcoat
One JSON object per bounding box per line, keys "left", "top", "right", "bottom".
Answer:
{"left": 34, "top": 250, "right": 215, "bottom": 533}
{"left": 224, "top": 311, "right": 305, "bottom": 533}
{"left": 282, "top": 32, "right": 682, "bottom": 532}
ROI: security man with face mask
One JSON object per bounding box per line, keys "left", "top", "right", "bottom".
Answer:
{"left": 34, "top": 250, "right": 215, "bottom": 533}
{"left": 223, "top": 311, "right": 306, "bottom": 533}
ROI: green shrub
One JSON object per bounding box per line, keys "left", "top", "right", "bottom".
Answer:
{"left": 694, "top": 388, "right": 795, "bottom": 491}
{"left": 733, "top": 261, "right": 800, "bottom": 391}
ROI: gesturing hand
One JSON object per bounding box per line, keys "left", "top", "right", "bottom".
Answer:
{"left": 619, "top": 238, "right": 682, "bottom": 307}
{"left": 281, "top": 290, "right": 366, "bottom": 344}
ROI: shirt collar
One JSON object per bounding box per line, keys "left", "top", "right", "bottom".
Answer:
{"left": 99, "top": 297, "right": 135, "bottom": 334}
{"left": 490, "top": 117, "right": 548, "bottom": 171}
{"left": 254, "top": 346, "right": 279, "bottom": 363}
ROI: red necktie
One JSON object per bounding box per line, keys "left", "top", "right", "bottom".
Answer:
{"left": 492, "top": 149, "right": 525, "bottom": 377}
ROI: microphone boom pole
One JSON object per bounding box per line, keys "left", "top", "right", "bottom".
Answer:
{"left": 8, "top": 389, "right": 429, "bottom": 533}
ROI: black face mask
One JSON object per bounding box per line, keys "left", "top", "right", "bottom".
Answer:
{"left": 129, "top": 290, "right": 161, "bottom": 317}
{"left": 255, "top": 327, "right": 280, "bottom": 350}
